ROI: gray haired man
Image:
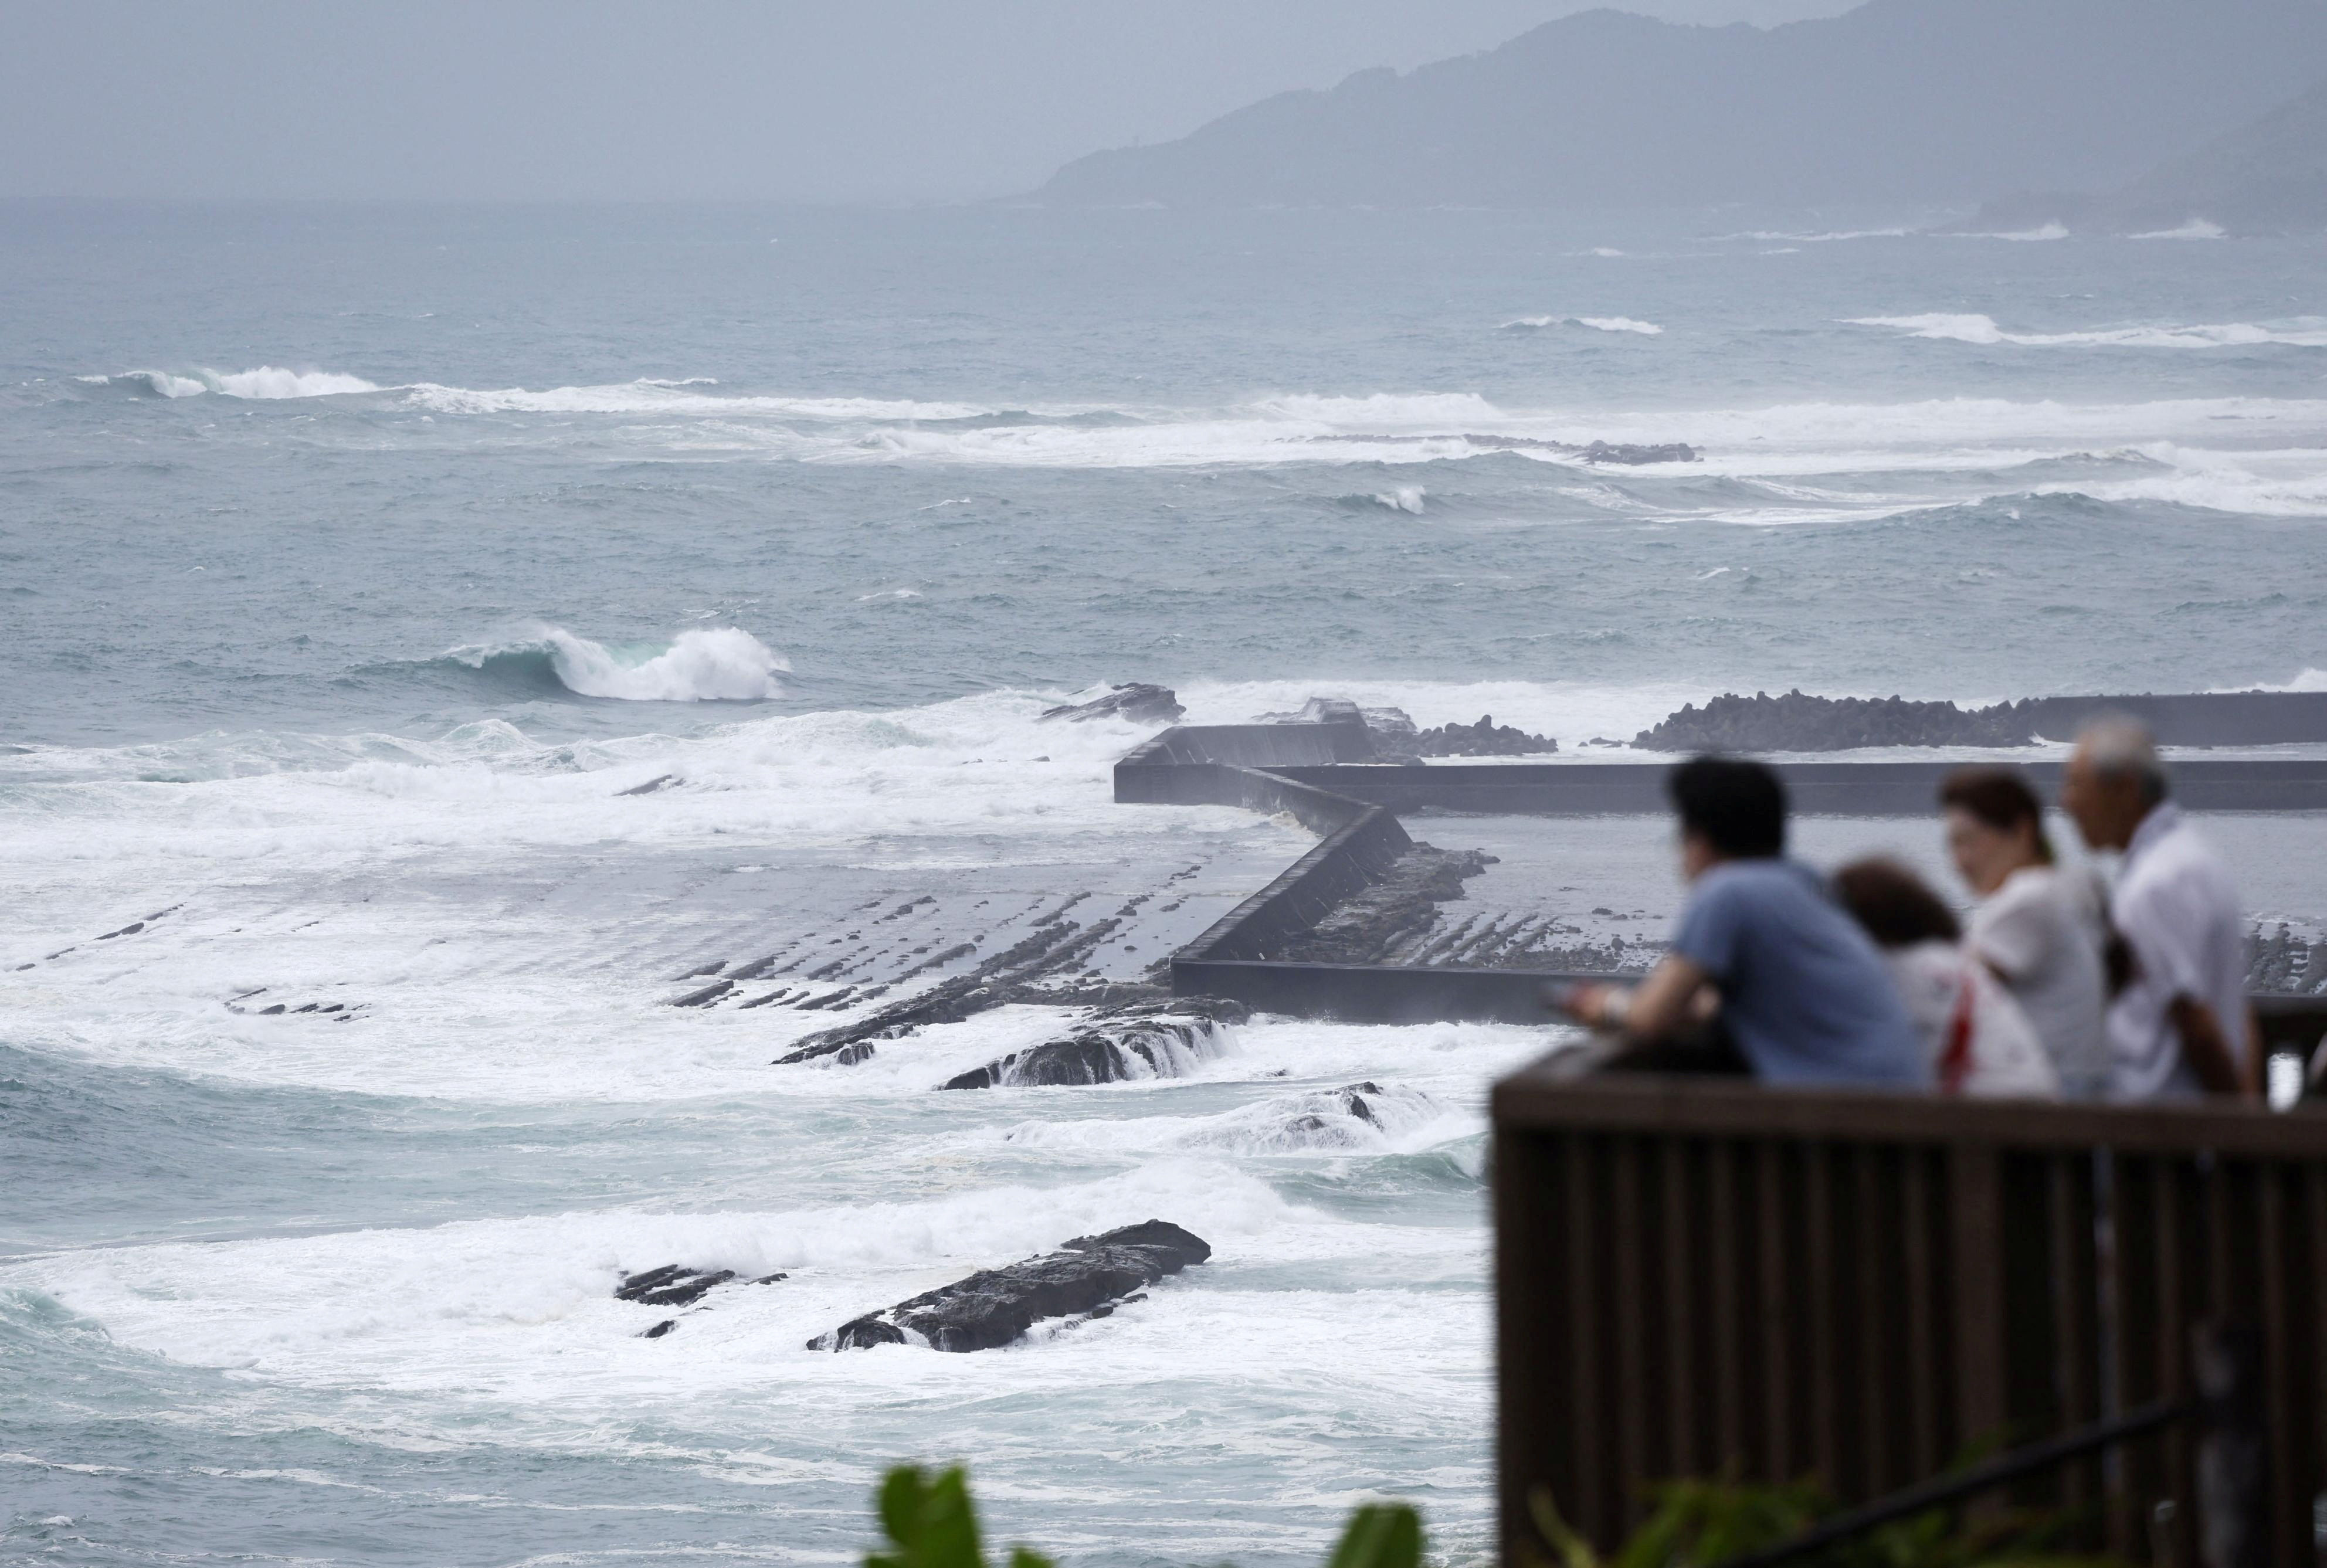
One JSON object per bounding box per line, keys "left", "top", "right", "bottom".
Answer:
{"left": 2060, "top": 718, "right": 2256, "bottom": 1099}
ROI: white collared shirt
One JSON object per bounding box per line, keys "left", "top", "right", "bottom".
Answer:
{"left": 2105, "top": 802, "right": 2251, "bottom": 1101}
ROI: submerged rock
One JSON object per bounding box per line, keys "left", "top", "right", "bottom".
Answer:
{"left": 1039, "top": 683, "right": 1185, "bottom": 725}
{"left": 616, "top": 1265, "right": 737, "bottom": 1306}
{"left": 808, "top": 1220, "right": 1212, "bottom": 1352}
{"left": 938, "top": 1000, "right": 1244, "bottom": 1090}
{"left": 1633, "top": 690, "right": 2036, "bottom": 752}
{"left": 616, "top": 1264, "right": 786, "bottom": 1309}
{"left": 1178, "top": 1081, "right": 1449, "bottom": 1153}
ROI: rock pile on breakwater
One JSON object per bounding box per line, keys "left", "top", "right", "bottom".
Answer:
{"left": 1634, "top": 690, "right": 2038, "bottom": 752}
{"left": 1040, "top": 683, "right": 1185, "bottom": 724}
{"left": 1262, "top": 697, "right": 1558, "bottom": 757}
{"left": 1275, "top": 844, "right": 1491, "bottom": 964}
{"left": 808, "top": 1220, "right": 1211, "bottom": 1352}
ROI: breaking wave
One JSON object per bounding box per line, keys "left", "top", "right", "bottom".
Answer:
{"left": 1501, "top": 315, "right": 1664, "bottom": 335}
{"left": 1720, "top": 227, "right": 1910, "bottom": 243}
{"left": 80, "top": 367, "right": 383, "bottom": 399}
{"left": 401, "top": 381, "right": 993, "bottom": 419}
{"left": 1848, "top": 314, "right": 2327, "bottom": 349}
{"left": 437, "top": 626, "right": 789, "bottom": 702}
{"left": 2131, "top": 219, "right": 2226, "bottom": 241}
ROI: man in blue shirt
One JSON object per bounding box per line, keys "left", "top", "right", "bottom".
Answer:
{"left": 1557, "top": 756, "right": 1929, "bottom": 1088}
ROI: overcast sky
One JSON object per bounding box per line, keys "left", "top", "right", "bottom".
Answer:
{"left": 1, "top": 0, "right": 1857, "bottom": 202}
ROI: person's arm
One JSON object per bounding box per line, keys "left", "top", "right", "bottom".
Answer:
{"left": 2166, "top": 995, "right": 2251, "bottom": 1097}
{"left": 1562, "top": 955, "right": 1711, "bottom": 1041}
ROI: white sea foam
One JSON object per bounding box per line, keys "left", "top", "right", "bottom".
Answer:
{"left": 89, "top": 366, "right": 383, "bottom": 399}
{"left": 1368, "top": 486, "right": 1427, "bottom": 514}
{"left": 1718, "top": 227, "right": 1910, "bottom": 243}
{"left": 1962, "top": 221, "right": 2071, "bottom": 242}
{"left": 402, "top": 381, "right": 991, "bottom": 419}
{"left": 1849, "top": 314, "right": 2327, "bottom": 349}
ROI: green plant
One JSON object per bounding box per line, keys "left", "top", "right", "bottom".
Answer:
{"left": 863, "top": 1465, "right": 1424, "bottom": 1568}
{"left": 1527, "top": 1475, "right": 2125, "bottom": 1568}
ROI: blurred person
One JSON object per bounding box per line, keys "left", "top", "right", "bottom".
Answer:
{"left": 1555, "top": 756, "right": 1927, "bottom": 1088}
{"left": 1833, "top": 857, "right": 2060, "bottom": 1098}
{"left": 1940, "top": 766, "right": 2109, "bottom": 1098}
{"left": 2060, "top": 719, "right": 2257, "bottom": 1099}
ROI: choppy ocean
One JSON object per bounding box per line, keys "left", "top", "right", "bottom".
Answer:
{"left": 3, "top": 201, "right": 2324, "bottom": 1566}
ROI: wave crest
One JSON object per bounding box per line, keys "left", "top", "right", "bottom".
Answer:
{"left": 442, "top": 626, "right": 788, "bottom": 702}
{"left": 1848, "top": 314, "right": 2327, "bottom": 350}
{"left": 81, "top": 366, "right": 382, "bottom": 399}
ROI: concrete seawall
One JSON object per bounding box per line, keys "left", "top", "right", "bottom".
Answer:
{"left": 1121, "top": 708, "right": 2327, "bottom": 1039}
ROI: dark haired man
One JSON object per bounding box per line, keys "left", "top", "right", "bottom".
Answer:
{"left": 1557, "top": 756, "right": 1928, "bottom": 1087}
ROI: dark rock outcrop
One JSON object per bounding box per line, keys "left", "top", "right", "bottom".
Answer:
{"left": 939, "top": 999, "right": 1246, "bottom": 1090}
{"left": 1040, "top": 684, "right": 1185, "bottom": 725}
{"left": 616, "top": 1265, "right": 788, "bottom": 1309}
{"left": 1409, "top": 714, "right": 1557, "bottom": 757}
{"left": 616, "top": 1265, "right": 737, "bottom": 1307}
{"left": 1633, "top": 690, "right": 2037, "bottom": 752}
{"left": 808, "top": 1220, "right": 1212, "bottom": 1352}
{"left": 2250, "top": 923, "right": 2327, "bottom": 995}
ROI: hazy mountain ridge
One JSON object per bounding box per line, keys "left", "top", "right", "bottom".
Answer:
{"left": 1036, "top": 0, "right": 2327, "bottom": 211}
{"left": 1976, "top": 75, "right": 2327, "bottom": 236}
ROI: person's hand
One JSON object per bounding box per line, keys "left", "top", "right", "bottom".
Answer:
{"left": 1552, "top": 983, "right": 1631, "bottom": 1030}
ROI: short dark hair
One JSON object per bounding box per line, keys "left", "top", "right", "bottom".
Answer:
{"left": 1667, "top": 755, "right": 1786, "bottom": 858}
{"left": 1938, "top": 766, "right": 2054, "bottom": 864}
{"left": 1834, "top": 858, "right": 1962, "bottom": 948}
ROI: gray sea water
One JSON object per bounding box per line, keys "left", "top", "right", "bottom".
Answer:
{"left": 4, "top": 201, "right": 2325, "bottom": 1566}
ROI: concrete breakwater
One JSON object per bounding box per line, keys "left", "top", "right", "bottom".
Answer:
{"left": 1115, "top": 699, "right": 2327, "bottom": 1037}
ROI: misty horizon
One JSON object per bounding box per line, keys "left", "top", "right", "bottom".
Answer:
{"left": 5, "top": 0, "right": 1861, "bottom": 203}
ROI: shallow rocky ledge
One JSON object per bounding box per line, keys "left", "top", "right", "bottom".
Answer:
{"left": 808, "top": 1220, "right": 1212, "bottom": 1352}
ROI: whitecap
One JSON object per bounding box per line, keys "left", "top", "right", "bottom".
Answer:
{"left": 2129, "top": 218, "right": 2226, "bottom": 241}
{"left": 1500, "top": 315, "right": 1663, "bottom": 335}
{"left": 1848, "top": 314, "right": 2327, "bottom": 350}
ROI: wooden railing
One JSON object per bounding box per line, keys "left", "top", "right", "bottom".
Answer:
{"left": 1492, "top": 1070, "right": 2327, "bottom": 1568}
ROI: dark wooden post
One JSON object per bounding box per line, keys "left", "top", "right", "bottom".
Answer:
{"left": 2195, "top": 1321, "right": 2268, "bottom": 1568}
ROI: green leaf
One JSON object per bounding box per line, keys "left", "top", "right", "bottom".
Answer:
{"left": 1327, "top": 1503, "right": 1423, "bottom": 1568}
{"left": 1527, "top": 1488, "right": 1602, "bottom": 1568}
{"left": 869, "top": 1465, "right": 986, "bottom": 1568}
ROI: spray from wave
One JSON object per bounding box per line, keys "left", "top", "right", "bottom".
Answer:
{"left": 1501, "top": 315, "right": 1664, "bottom": 335}
{"left": 82, "top": 367, "right": 382, "bottom": 399}
{"left": 440, "top": 626, "right": 789, "bottom": 702}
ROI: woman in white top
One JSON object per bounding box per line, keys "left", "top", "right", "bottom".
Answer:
{"left": 1834, "top": 859, "right": 2059, "bottom": 1098}
{"left": 1940, "top": 768, "right": 2111, "bottom": 1099}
